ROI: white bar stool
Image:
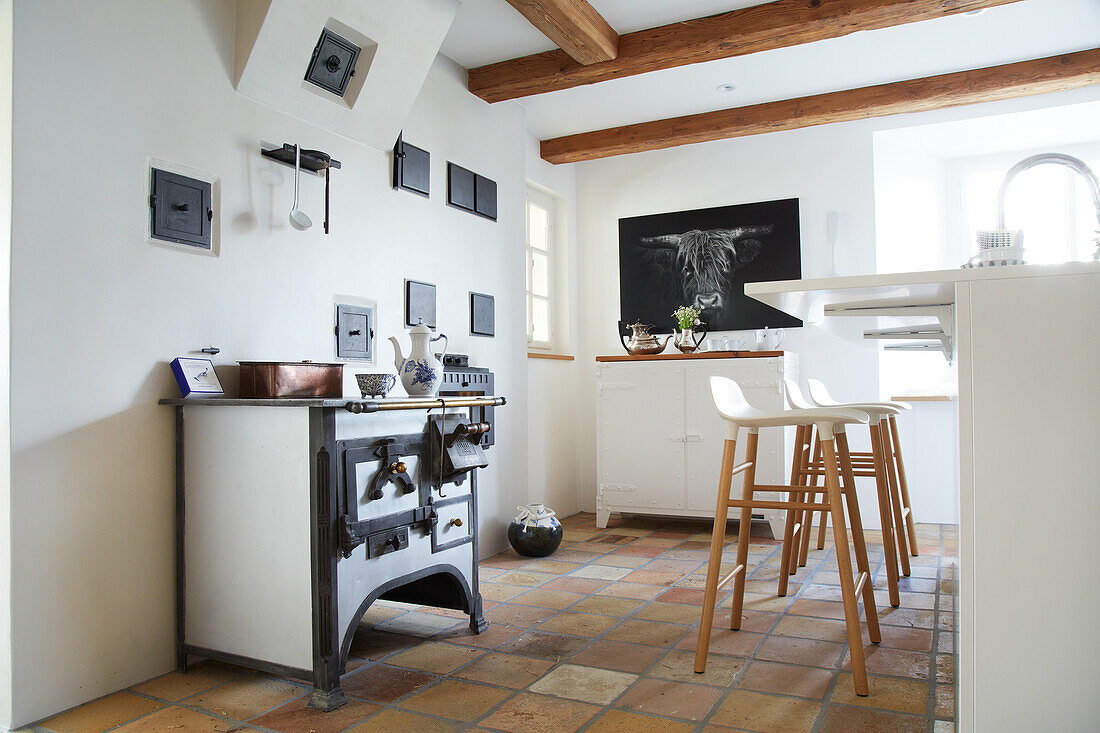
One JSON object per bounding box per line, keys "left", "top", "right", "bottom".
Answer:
{"left": 805, "top": 378, "right": 918, "bottom": 596}
{"left": 783, "top": 378, "right": 906, "bottom": 607}
{"left": 807, "top": 379, "right": 919, "bottom": 557}
{"left": 694, "top": 377, "right": 881, "bottom": 696}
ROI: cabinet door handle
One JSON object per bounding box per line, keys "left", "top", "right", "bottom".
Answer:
{"left": 684, "top": 434, "right": 703, "bottom": 442}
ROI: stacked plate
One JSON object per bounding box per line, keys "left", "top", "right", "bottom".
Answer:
{"left": 962, "top": 229, "right": 1026, "bottom": 269}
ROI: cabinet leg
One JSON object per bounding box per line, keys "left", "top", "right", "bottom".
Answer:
{"left": 765, "top": 514, "right": 786, "bottom": 540}
{"left": 307, "top": 687, "right": 348, "bottom": 712}
{"left": 596, "top": 509, "right": 611, "bottom": 528}
{"left": 469, "top": 594, "right": 487, "bottom": 633}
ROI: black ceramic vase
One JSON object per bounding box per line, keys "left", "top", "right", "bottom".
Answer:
{"left": 507, "top": 504, "right": 563, "bottom": 558}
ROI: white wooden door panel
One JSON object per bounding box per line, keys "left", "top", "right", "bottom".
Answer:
{"left": 683, "top": 360, "right": 788, "bottom": 533}
{"left": 598, "top": 363, "right": 686, "bottom": 513}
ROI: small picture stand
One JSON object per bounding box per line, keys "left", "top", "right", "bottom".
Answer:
{"left": 171, "top": 357, "right": 224, "bottom": 397}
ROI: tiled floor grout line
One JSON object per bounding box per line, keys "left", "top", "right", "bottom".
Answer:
{"left": 485, "top": 524, "right": 940, "bottom": 730}
{"left": 419, "top": 519, "right": 942, "bottom": 730}
{"left": 327, "top": 527, "right": 743, "bottom": 731}
{"left": 699, "top": 535, "right": 837, "bottom": 733}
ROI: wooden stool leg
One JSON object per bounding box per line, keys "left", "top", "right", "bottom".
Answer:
{"left": 880, "top": 421, "right": 911, "bottom": 576}
{"left": 889, "top": 415, "right": 919, "bottom": 555}
{"left": 813, "top": 435, "right": 828, "bottom": 551}
{"left": 729, "top": 430, "right": 759, "bottom": 630}
{"left": 836, "top": 430, "right": 881, "bottom": 644}
{"left": 778, "top": 425, "right": 805, "bottom": 595}
{"left": 820, "top": 432, "right": 870, "bottom": 697}
{"left": 816, "top": 505, "right": 829, "bottom": 550}
{"left": 694, "top": 436, "right": 738, "bottom": 674}
{"left": 870, "top": 421, "right": 901, "bottom": 607}
{"left": 785, "top": 425, "right": 814, "bottom": 578}
{"left": 799, "top": 433, "right": 822, "bottom": 565}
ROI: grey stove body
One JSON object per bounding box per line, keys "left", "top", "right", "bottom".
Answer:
{"left": 163, "top": 372, "right": 501, "bottom": 710}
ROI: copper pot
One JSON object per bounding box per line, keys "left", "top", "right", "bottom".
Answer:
{"left": 238, "top": 361, "right": 343, "bottom": 398}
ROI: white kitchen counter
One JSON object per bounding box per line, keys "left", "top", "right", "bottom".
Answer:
{"left": 745, "top": 261, "right": 1100, "bottom": 323}
{"left": 745, "top": 262, "right": 1100, "bottom": 732}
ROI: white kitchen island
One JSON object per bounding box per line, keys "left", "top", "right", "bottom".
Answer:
{"left": 746, "top": 262, "right": 1100, "bottom": 733}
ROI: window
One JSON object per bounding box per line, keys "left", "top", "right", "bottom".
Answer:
{"left": 958, "top": 152, "right": 1100, "bottom": 264}
{"left": 526, "top": 189, "right": 554, "bottom": 349}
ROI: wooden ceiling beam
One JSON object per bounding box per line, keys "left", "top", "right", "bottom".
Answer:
{"left": 470, "top": 0, "right": 1024, "bottom": 103}
{"left": 503, "top": 0, "right": 619, "bottom": 66}
{"left": 539, "top": 48, "right": 1100, "bottom": 164}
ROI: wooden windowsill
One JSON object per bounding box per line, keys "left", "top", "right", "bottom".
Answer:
{"left": 891, "top": 395, "right": 956, "bottom": 402}
{"left": 527, "top": 352, "right": 575, "bottom": 361}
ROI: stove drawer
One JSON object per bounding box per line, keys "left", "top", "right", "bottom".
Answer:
{"left": 432, "top": 497, "right": 471, "bottom": 552}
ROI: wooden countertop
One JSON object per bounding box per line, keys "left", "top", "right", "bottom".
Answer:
{"left": 596, "top": 351, "right": 782, "bottom": 362}
{"left": 159, "top": 396, "right": 506, "bottom": 412}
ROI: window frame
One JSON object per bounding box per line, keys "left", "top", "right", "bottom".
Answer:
{"left": 525, "top": 188, "right": 555, "bottom": 351}
{"left": 949, "top": 146, "right": 1100, "bottom": 266}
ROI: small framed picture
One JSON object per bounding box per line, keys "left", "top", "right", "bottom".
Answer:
{"left": 171, "top": 357, "right": 224, "bottom": 397}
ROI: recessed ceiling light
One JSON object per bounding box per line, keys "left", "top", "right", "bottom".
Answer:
{"left": 965, "top": 9, "right": 986, "bottom": 15}
{"left": 716, "top": 83, "right": 737, "bottom": 93}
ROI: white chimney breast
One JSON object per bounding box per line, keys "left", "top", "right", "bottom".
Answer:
{"left": 234, "top": 0, "right": 461, "bottom": 151}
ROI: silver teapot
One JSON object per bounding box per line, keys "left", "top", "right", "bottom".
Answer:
{"left": 619, "top": 322, "right": 671, "bottom": 356}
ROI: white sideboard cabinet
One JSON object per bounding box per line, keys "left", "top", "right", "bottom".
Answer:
{"left": 595, "top": 354, "right": 796, "bottom": 533}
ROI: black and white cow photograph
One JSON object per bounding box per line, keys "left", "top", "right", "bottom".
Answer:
{"left": 618, "top": 198, "right": 803, "bottom": 332}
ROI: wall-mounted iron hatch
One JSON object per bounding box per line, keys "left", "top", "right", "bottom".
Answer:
{"left": 305, "top": 28, "right": 360, "bottom": 97}
{"left": 335, "top": 303, "right": 374, "bottom": 361}
{"left": 150, "top": 168, "right": 212, "bottom": 250}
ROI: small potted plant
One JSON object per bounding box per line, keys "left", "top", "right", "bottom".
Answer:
{"left": 671, "top": 305, "right": 708, "bottom": 353}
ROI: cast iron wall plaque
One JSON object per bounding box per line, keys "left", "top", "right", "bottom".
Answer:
{"left": 405, "top": 280, "right": 437, "bottom": 329}
{"left": 335, "top": 304, "right": 374, "bottom": 361}
{"left": 447, "top": 162, "right": 496, "bottom": 222}
{"left": 474, "top": 175, "right": 497, "bottom": 221}
{"left": 393, "top": 134, "right": 430, "bottom": 197}
{"left": 470, "top": 292, "right": 495, "bottom": 337}
{"left": 447, "top": 162, "right": 475, "bottom": 212}
{"left": 305, "top": 28, "right": 360, "bottom": 97}
{"left": 150, "top": 168, "right": 212, "bottom": 250}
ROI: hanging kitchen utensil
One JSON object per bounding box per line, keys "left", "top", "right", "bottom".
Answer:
{"left": 289, "top": 145, "right": 312, "bottom": 231}
{"left": 324, "top": 163, "right": 330, "bottom": 234}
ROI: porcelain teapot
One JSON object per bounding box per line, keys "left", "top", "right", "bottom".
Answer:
{"left": 619, "top": 321, "right": 672, "bottom": 355}
{"left": 753, "top": 326, "right": 786, "bottom": 351}
{"left": 389, "top": 322, "right": 448, "bottom": 396}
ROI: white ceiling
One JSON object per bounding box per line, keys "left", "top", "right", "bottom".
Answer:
{"left": 440, "top": 0, "right": 1100, "bottom": 140}
{"left": 441, "top": 0, "right": 764, "bottom": 68}
{"left": 875, "top": 99, "right": 1100, "bottom": 160}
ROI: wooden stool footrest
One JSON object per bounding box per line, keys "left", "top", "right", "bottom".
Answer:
{"left": 727, "top": 499, "right": 832, "bottom": 512}
{"left": 716, "top": 564, "right": 745, "bottom": 590}
{"left": 729, "top": 461, "right": 754, "bottom": 477}
{"left": 854, "top": 571, "right": 870, "bottom": 599}
{"left": 799, "top": 468, "right": 877, "bottom": 478}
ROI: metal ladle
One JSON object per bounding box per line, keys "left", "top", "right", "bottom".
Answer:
{"left": 289, "top": 145, "right": 312, "bottom": 231}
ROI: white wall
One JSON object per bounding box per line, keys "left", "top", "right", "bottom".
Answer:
{"left": 525, "top": 136, "right": 581, "bottom": 518}
{"left": 0, "top": 0, "right": 11, "bottom": 727}
{"left": 8, "top": 1, "right": 527, "bottom": 726}
{"left": 572, "top": 121, "right": 882, "bottom": 522}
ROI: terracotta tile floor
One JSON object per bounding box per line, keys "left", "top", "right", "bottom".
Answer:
{"left": 28, "top": 513, "right": 958, "bottom": 732}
